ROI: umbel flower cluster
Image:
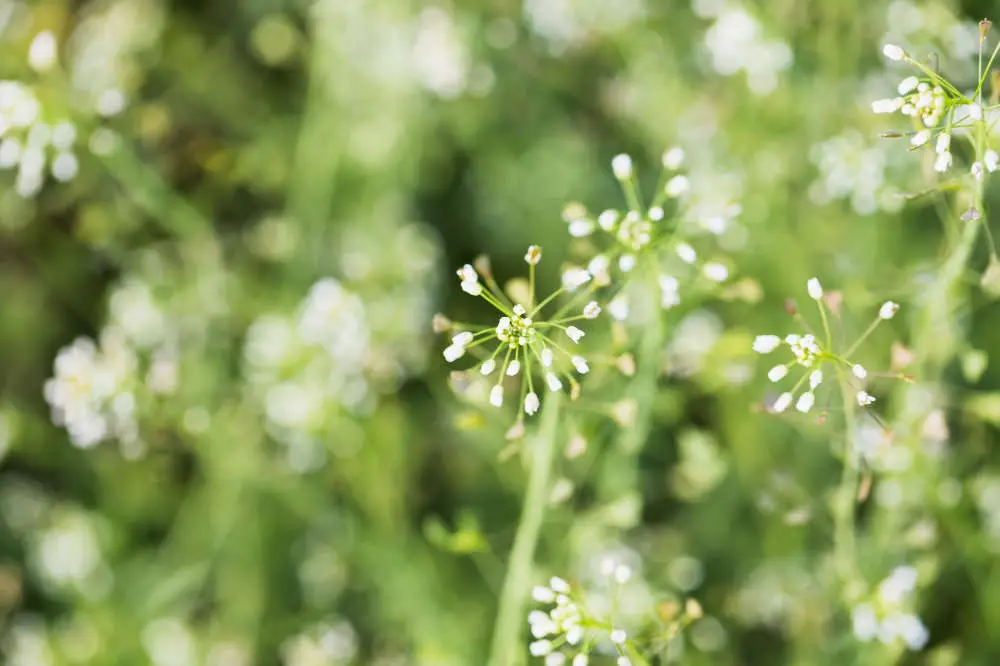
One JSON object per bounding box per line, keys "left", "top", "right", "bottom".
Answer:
{"left": 558, "top": 149, "right": 735, "bottom": 318}
{"left": 439, "top": 246, "right": 599, "bottom": 422}
{"left": 872, "top": 21, "right": 1000, "bottom": 178}
{"left": 851, "top": 566, "right": 929, "bottom": 652}
{"left": 527, "top": 564, "right": 702, "bottom": 666}
{"left": 752, "top": 278, "right": 899, "bottom": 414}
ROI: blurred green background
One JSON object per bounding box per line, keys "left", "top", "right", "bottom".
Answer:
{"left": 4, "top": 0, "right": 1000, "bottom": 664}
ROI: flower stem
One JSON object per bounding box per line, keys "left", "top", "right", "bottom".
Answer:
{"left": 834, "top": 366, "right": 860, "bottom": 592}
{"left": 488, "top": 391, "right": 564, "bottom": 666}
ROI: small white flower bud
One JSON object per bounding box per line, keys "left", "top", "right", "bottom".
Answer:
{"left": 871, "top": 98, "right": 902, "bottom": 114}
{"left": 753, "top": 335, "right": 782, "bottom": 353}
{"left": 546, "top": 373, "right": 563, "bottom": 392}
{"left": 857, "top": 390, "right": 875, "bottom": 406}
{"left": 676, "top": 243, "right": 697, "bottom": 264}
{"left": 897, "top": 76, "right": 919, "bottom": 95}
{"left": 549, "top": 576, "right": 571, "bottom": 593}
{"left": 773, "top": 392, "right": 793, "bottom": 413}
{"left": 610, "top": 629, "right": 627, "bottom": 644}
{"left": 935, "top": 133, "right": 951, "bottom": 154}
{"left": 540, "top": 348, "right": 554, "bottom": 367}
{"left": 665, "top": 174, "right": 690, "bottom": 197}
{"left": 973, "top": 161, "right": 984, "bottom": 181}
{"left": 608, "top": 295, "right": 629, "bottom": 321}
{"left": 807, "top": 278, "right": 823, "bottom": 300}
{"left": 532, "top": 586, "right": 555, "bottom": 603}
{"left": 662, "top": 146, "right": 685, "bottom": 169}
{"left": 480, "top": 359, "right": 496, "bottom": 375}
{"left": 461, "top": 280, "right": 482, "bottom": 296}
{"left": 648, "top": 206, "right": 664, "bottom": 221}
{"left": 530, "top": 640, "right": 553, "bottom": 656}
{"left": 796, "top": 392, "right": 815, "bottom": 413}
{"left": 934, "top": 151, "right": 953, "bottom": 173}
{"left": 443, "top": 344, "right": 465, "bottom": 362}
{"left": 882, "top": 44, "right": 906, "bottom": 61}
{"left": 525, "top": 245, "right": 542, "bottom": 265}
{"left": 611, "top": 154, "right": 633, "bottom": 180}
{"left": 810, "top": 370, "right": 823, "bottom": 389}
{"left": 618, "top": 254, "right": 637, "bottom": 272}
{"left": 910, "top": 130, "right": 931, "bottom": 147}
{"left": 452, "top": 331, "right": 473, "bottom": 346}
{"left": 768, "top": 365, "right": 788, "bottom": 382}
{"left": 614, "top": 565, "right": 632, "bottom": 584}
{"left": 852, "top": 364, "right": 867, "bottom": 379}
{"left": 28, "top": 31, "right": 58, "bottom": 72}
{"left": 506, "top": 360, "right": 521, "bottom": 376}
{"left": 703, "top": 262, "right": 729, "bottom": 282}
{"left": 617, "top": 658, "right": 632, "bottom": 666}
{"left": 566, "top": 326, "right": 585, "bottom": 343}
{"left": 545, "top": 653, "right": 566, "bottom": 666}
{"left": 571, "top": 356, "right": 589, "bottom": 374}
{"left": 562, "top": 268, "right": 591, "bottom": 291}
{"left": 490, "top": 385, "right": 504, "bottom": 407}
{"left": 572, "top": 655, "right": 589, "bottom": 666}
{"left": 565, "top": 626, "right": 583, "bottom": 645}
{"left": 879, "top": 301, "right": 899, "bottom": 319}
{"left": 568, "top": 219, "right": 594, "bottom": 237}
{"left": 583, "top": 301, "right": 601, "bottom": 319}
{"left": 525, "top": 392, "right": 540, "bottom": 415}
{"left": 597, "top": 209, "right": 617, "bottom": 230}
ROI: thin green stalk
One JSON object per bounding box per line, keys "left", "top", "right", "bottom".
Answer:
{"left": 834, "top": 366, "right": 860, "bottom": 592}
{"left": 617, "top": 276, "right": 666, "bottom": 455}
{"left": 488, "top": 391, "right": 564, "bottom": 666}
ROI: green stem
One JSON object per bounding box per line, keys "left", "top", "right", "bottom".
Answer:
{"left": 834, "top": 366, "right": 860, "bottom": 592}
{"left": 617, "top": 277, "right": 666, "bottom": 455}
{"left": 488, "top": 391, "right": 564, "bottom": 666}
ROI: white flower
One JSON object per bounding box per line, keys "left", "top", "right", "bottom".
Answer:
{"left": 852, "top": 364, "right": 867, "bottom": 379}
{"left": 665, "top": 174, "right": 690, "bottom": 197}
{"left": 481, "top": 359, "right": 496, "bottom": 375}
{"left": 659, "top": 274, "right": 680, "bottom": 309}
{"left": 573, "top": 653, "right": 589, "bottom": 665}
{"left": 809, "top": 370, "right": 823, "bottom": 389}
{"left": 910, "top": 130, "right": 930, "bottom": 147}
{"left": 562, "top": 268, "right": 591, "bottom": 291}
{"left": 773, "top": 392, "right": 793, "bottom": 412}
{"left": 879, "top": 301, "right": 899, "bottom": 319}
{"left": 525, "top": 392, "right": 540, "bottom": 415}
{"left": 935, "top": 133, "right": 950, "bottom": 154}
{"left": 597, "top": 210, "right": 617, "bottom": 230}
{"left": 852, "top": 604, "right": 879, "bottom": 641}
{"left": 985, "top": 149, "right": 998, "bottom": 172}
{"left": 807, "top": 277, "right": 823, "bottom": 300}
{"left": 457, "top": 264, "right": 477, "bottom": 282}
{"left": 490, "top": 385, "right": 504, "bottom": 407}
{"left": 549, "top": 577, "right": 571, "bottom": 593}
{"left": 546, "top": 373, "right": 563, "bottom": 391}
{"left": 753, "top": 335, "right": 782, "bottom": 353}
{"left": 857, "top": 390, "right": 875, "bottom": 406}
{"left": 614, "top": 565, "right": 632, "bottom": 584}
{"left": 882, "top": 44, "right": 905, "bottom": 61}
{"left": 568, "top": 219, "right": 594, "bottom": 237}
{"left": 676, "top": 243, "right": 697, "bottom": 264}
{"left": 934, "top": 151, "right": 952, "bottom": 173}
{"left": 532, "top": 586, "right": 555, "bottom": 603}
{"left": 507, "top": 360, "right": 521, "bottom": 376}
{"left": 571, "top": 356, "right": 589, "bottom": 374}
{"left": 617, "top": 658, "right": 632, "bottom": 666}
{"left": 897, "top": 76, "right": 919, "bottom": 95}
{"left": 452, "top": 331, "right": 473, "bottom": 346}
{"left": 545, "top": 653, "right": 566, "bottom": 666}
{"left": 566, "top": 326, "right": 585, "bottom": 343}
{"left": 610, "top": 629, "right": 627, "bottom": 644}
{"left": 540, "top": 348, "right": 554, "bottom": 367}
{"left": 703, "top": 262, "right": 729, "bottom": 282}
{"left": 530, "top": 640, "right": 554, "bottom": 656}
{"left": 583, "top": 302, "right": 601, "bottom": 319}
{"left": 28, "top": 31, "right": 58, "bottom": 72}
{"left": 618, "top": 254, "right": 636, "bottom": 272}
{"left": 648, "top": 206, "right": 664, "bottom": 221}
{"left": 768, "top": 365, "right": 788, "bottom": 382}
{"left": 443, "top": 344, "right": 465, "bottom": 362}
{"left": 461, "top": 280, "right": 482, "bottom": 296}
{"left": 525, "top": 245, "right": 542, "bottom": 265}
{"left": 565, "top": 626, "right": 583, "bottom": 645}
{"left": 871, "top": 98, "right": 902, "bottom": 114}
{"left": 662, "top": 146, "right": 685, "bottom": 169}
{"left": 611, "top": 154, "right": 633, "bottom": 180}
{"left": 973, "top": 161, "right": 984, "bottom": 181}
{"left": 796, "top": 392, "right": 815, "bottom": 413}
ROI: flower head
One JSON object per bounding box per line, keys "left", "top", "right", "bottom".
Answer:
{"left": 440, "top": 247, "right": 594, "bottom": 420}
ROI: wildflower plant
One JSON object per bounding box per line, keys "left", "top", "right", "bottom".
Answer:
{"left": 439, "top": 246, "right": 600, "bottom": 426}
{"left": 753, "top": 278, "right": 901, "bottom": 415}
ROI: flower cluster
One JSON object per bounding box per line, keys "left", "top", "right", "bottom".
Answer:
{"left": 527, "top": 563, "right": 702, "bottom": 665}
{"left": 850, "top": 566, "right": 929, "bottom": 651}
{"left": 440, "top": 246, "right": 596, "bottom": 421}
{"left": 561, "top": 151, "right": 734, "bottom": 320}
{"left": 0, "top": 81, "right": 80, "bottom": 198}
{"left": 753, "top": 278, "right": 899, "bottom": 413}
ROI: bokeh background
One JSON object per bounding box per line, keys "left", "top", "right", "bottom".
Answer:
{"left": 3, "top": 0, "right": 1000, "bottom": 664}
